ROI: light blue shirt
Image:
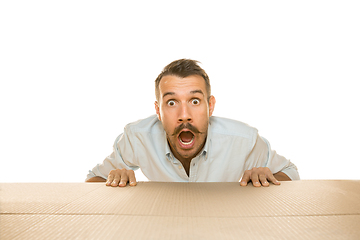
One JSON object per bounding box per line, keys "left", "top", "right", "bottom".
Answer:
{"left": 86, "top": 115, "right": 300, "bottom": 182}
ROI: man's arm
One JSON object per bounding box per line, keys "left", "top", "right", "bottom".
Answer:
{"left": 242, "top": 134, "right": 299, "bottom": 187}
{"left": 273, "top": 171, "right": 291, "bottom": 181}
{"left": 86, "top": 176, "right": 106, "bottom": 182}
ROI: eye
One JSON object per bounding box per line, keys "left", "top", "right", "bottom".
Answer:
{"left": 192, "top": 99, "right": 200, "bottom": 105}
{"left": 167, "top": 100, "right": 176, "bottom": 106}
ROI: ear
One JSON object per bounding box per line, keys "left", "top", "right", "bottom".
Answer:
{"left": 154, "top": 101, "right": 161, "bottom": 121}
{"left": 208, "top": 95, "right": 216, "bottom": 117}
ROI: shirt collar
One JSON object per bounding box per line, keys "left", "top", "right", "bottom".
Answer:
{"left": 165, "top": 137, "right": 172, "bottom": 160}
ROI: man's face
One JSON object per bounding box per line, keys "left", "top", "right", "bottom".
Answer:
{"left": 155, "top": 75, "right": 216, "bottom": 163}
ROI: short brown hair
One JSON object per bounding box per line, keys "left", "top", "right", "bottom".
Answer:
{"left": 155, "top": 59, "right": 211, "bottom": 102}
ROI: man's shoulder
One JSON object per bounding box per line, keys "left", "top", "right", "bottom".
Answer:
{"left": 209, "top": 116, "right": 258, "bottom": 139}
{"left": 124, "top": 115, "right": 163, "bottom": 133}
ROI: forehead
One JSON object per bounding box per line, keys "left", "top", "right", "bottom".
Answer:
{"left": 159, "top": 75, "right": 206, "bottom": 98}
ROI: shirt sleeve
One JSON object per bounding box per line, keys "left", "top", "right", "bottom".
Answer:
{"left": 244, "top": 134, "right": 300, "bottom": 180}
{"left": 85, "top": 132, "right": 140, "bottom": 181}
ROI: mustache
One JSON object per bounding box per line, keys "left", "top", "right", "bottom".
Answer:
{"left": 171, "top": 123, "right": 202, "bottom": 136}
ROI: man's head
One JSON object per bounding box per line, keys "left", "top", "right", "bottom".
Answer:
{"left": 155, "top": 59, "right": 211, "bottom": 102}
{"left": 154, "top": 59, "right": 216, "bottom": 164}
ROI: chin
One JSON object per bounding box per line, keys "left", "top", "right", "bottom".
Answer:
{"left": 177, "top": 147, "right": 199, "bottom": 159}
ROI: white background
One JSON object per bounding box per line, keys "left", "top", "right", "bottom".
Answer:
{"left": 1, "top": 1, "right": 359, "bottom": 182}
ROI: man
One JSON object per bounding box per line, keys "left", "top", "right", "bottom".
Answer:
{"left": 86, "top": 59, "right": 299, "bottom": 187}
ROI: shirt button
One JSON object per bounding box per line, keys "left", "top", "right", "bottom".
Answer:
{"left": 178, "top": 165, "right": 182, "bottom": 169}
{"left": 193, "top": 163, "right": 196, "bottom": 166}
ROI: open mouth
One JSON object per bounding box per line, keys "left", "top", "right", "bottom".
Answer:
{"left": 178, "top": 131, "right": 195, "bottom": 147}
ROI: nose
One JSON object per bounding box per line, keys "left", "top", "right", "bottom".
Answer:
{"left": 178, "top": 103, "right": 192, "bottom": 123}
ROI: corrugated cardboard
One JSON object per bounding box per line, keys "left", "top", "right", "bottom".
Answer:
{"left": 1, "top": 181, "right": 359, "bottom": 239}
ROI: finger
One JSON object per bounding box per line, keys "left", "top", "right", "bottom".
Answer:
{"left": 251, "top": 171, "right": 261, "bottom": 187}
{"left": 111, "top": 169, "right": 122, "bottom": 187}
{"left": 119, "top": 169, "right": 129, "bottom": 187}
{"left": 267, "top": 172, "right": 281, "bottom": 185}
{"left": 111, "top": 174, "right": 121, "bottom": 187}
{"left": 106, "top": 171, "right": 115, "bottom": 186}
{"left": 127, "top": 170, "right": 137, "bottom": 186}
{"left": 259, "top": 174, "right": 269, "bottom": 187}
{"left": 240, "top": 170, "right": 251, "bottom": 186}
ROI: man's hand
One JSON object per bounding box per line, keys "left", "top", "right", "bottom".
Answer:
{"left": 106, "top": 168, "right": 137, "bottom": 187}
{"left": 240, "top": 167, "right": 281, "bottom": 187}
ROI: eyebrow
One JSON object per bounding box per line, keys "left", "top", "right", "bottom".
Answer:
{"left": 190, "top": 90, "right": 204, "bottom": 96}
{"left": 162, "top": 90, "right": 204, "bottom": 99}
{"left": 162, "top": 92, "right": 175, "bottom": 99}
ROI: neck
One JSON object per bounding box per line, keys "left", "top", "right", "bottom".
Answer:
{"left": 168, "top": 139, "right": 207, "bottom": 177}
{"left": 170, "top": 147, "right": 193, "bottom": 175}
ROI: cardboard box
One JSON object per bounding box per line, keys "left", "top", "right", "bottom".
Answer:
{"left": 1, "top": 180, "right": 359, "bottom": 239}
